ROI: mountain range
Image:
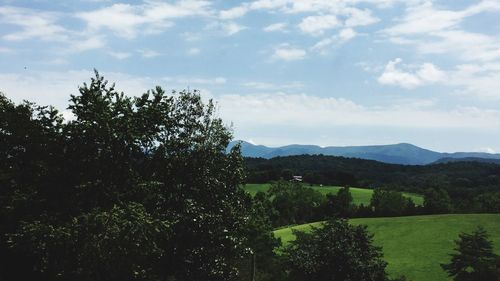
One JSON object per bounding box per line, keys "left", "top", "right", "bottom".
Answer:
{"left": 227, "top": 141, "right": 500, "bottom": 165}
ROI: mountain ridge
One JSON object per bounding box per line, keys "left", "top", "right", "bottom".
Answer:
{"left": 228, "top": 140, "right": 500, "bottom": 165}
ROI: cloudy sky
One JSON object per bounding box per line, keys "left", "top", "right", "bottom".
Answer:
{"left": 1, "top": 0, "right": 500, "bottom": 152}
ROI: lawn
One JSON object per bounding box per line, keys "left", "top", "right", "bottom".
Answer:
{"left": 273, "top": 214, "right": 500, "bottom": 281}
{"left": 242, "top": 183, "right": 423, "bottom": 206}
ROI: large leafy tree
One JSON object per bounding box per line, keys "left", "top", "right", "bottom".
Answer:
{"left": 284, "top": 219, "right": 389, "bottom": 281}
{"left": 238, "top": 193, "right": 285, "bottom": 281}
{"left": 424, "top": 188, "right": 452, "bottom": 214}
{"left": 0, "top": 72, "right": 251, "bottom": 281}
{"left": 370, "top": 188, "right": 413, "bottom": 217}
{"left": 267, "top": 181, "right": 324, "bottom": 227}
{"left": 441, "top": 227, "right": 500, "bottom": 281}
{"left": 322, "top": 186, "right": 354, "bottom": 218}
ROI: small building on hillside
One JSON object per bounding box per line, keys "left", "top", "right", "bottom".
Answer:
{"left": 291, "top": 175, "right": 303, "bottom": 182}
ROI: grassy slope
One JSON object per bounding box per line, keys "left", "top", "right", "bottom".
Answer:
{"left": 243, "top": 183, "right": 423, "bottom": 205}
{"left": 274, "top": 214, "right": 500, "bottom": 281}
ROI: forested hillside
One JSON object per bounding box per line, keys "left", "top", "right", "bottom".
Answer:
{"left": 244, "top": 155, "right": 500, "bottom": 211}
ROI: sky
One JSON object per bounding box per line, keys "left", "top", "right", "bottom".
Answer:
{"left": 1, "top": 0, "right": 500, "bottom": 153}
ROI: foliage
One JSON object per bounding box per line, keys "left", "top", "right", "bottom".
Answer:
{"left": 283, "top": 219, "right": 389, "bottom": 281}
{"left": 238, "top": 193, "right": 285, "bottom": 281}
{"left": 266, "top": 181, "right": 324, "bottom": 227}
{"left": 322, "top": 186, "right": 354, "bottom": 218}
{"left": 370, "top": 188, "right": 416, "bottom": 217}
{"left": 244, "top": 155, "right": 500, "bottom": 213}
{"left": 474, "top": 192, "right": 500, "bottom": 213}
{"left": 8, "top": 203, "right": 171, "bottom": 281}
{"left": 242, "top": 183, "right": 424, "bottom": 206}
{"left": 424, "top": 188, "right": 452, "bottom": 214}
{"left": 441, "top": 227, "right": 500, "bottom": 281}
{"left": 0, "top": 72, "right": 252, "bottom": 281}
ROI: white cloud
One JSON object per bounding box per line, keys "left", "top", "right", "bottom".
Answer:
{"left": 384, "top": 2, "right": 467, "bottom": 36}
{"left": 163, "top": 76, "right": 227, "bottom": 85}
{"left": 263, "top": 22, "right": 287, "bottom": 32}
{"left": 418, "top": 30, "right": 500, "bottom": 62}
{"left": 69, "top": 36, "right": 106, "bottom": 52}
{"left": 478, "top": 147, "right": 496, "bottom": 154}
{"left": 219, "top": 5, "right": 249, "bottom": 20}
{"left": 416, "top": 62, "right": 447, "bottom": 83}
{"left": 384, "top": 1, "right": 500, "bottom": 36}
{"left": 0, "top": 47, "right": 13, "bottom": 53}
{"left": 45, "top": 58, "right": 68, "bottom": 65}
{"left": 0, "top": 6, "right": 108, "bottom": 52}
{"left": 76, "top": 1, "right": 213, "bottom": 39}
{"left": 207, "top": 21, "right": 247, "bottom": 36}
{"left": 214, "top": 77, "right": 227, "bottom": 84}
{"left": 298, "top": 14, "right": 340, "bottom": 35}
{"left": 144, "top": 0, "right": 213, "bottom": 19}
{"left": 446, "top": 63, "right": 500, "bottom": 99}
{"left": 356, "top": 61, "right": 384, "bottom": 73}
{"left": 311, "top": 37, "right": 335, "bottom": 53}
{"left": 248, "top": 0, "right": 291, "bottom": 11}
{"left": 377, "top": 59, "right": 500, "bottom": 99}
{"left": 339, "top": 28, "right": 357, "bottom": 40}
{"left": 181, "top": 32, "right": 203, "bottom": 42}
{"left": 344, "top": 7, "right": 379, "bottom": 27}
{"left": 77, "top": 4, "right": 146, "bottom": 39}
{"left": 218, "top": 92, "right": 500, "bottom": 130}
{"left": 243, "top": 0, "right": 414, "bottom": 14}
{"left": 383, "top": 1, "right": 500, "bottom": 62}
{"left": 272, "top": 45, "right": 307, "bottom": 61}
{"left": 311, "top": 28, "right": 357, "bottom": 54}
{"left": 138, "top": 49, "right": 161, "bottom": 58}
{"left": 109, "top": 51, "right": 131, "bottom": 60}
{"left": 222, "top": 22, "right": 246, "bottom": 36}
{"left": 0, "top": 6, "right": 68, "bottom": 42}
{"left": 378, "top": 58, "right": 446, "bottom": 89}
{"left": 187, "top": 48, "right": 201, "bottom": 56}
{"left": 243, "top": 81, "right": 304, "bottom": 90}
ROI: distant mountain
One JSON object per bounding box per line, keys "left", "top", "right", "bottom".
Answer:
{"left": 227, "top": 141, "right": 500, "bottom": 165}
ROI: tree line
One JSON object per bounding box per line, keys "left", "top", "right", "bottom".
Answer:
{"left": 249, "top": 181, "right": 453, "bottom": 228}
{"left": 244, "top": 155, "right": 500, "bottom": 213}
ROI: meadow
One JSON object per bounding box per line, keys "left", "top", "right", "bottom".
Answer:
{"left": 274, "top": 214, "right": 500, "bottom": 281}
{"left": 242, "top": 183, "right": 424, "bottom": 205}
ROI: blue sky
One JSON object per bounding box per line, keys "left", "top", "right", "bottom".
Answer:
{"left": 1, "top": 0, "right": 500, "bottom": 152}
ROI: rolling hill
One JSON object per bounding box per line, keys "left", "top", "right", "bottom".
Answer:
{"left": 242, "top": 183, "right": 424, "bottom": 206}
{"left": 228, "top": 141, "right": 500, "bottom": 165}
{"left": 243, "top": 155, "right": 500, "bottom": 199}
{"left": 274, "top": 214, "right": 500, "bottom": 281}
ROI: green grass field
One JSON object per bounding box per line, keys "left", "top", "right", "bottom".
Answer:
{"left": 274, "top": 214, "right": 500, "bottom": 281}
{"left": 242, "top": 183, "right": 423, "bottom": 205}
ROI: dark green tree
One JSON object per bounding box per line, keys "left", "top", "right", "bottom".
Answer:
{"left": 267, "top": 181, "right": 324, "bottom": 226}
{"left": 283, "top": 219, "right": 389, "bottom": 281}
{"left": 0, "top": 72, "right": 252, "bottom": 281}
{"left": 441, "top": 227, "right": 500, "bottom": 281}
{"left": 370, "top": 188, "right": 411, "bottom": 217}
{"left": 424, "top": 188, "right": 452, "bottom": 214}
{"left": 323, "top": 186, "right": 354, "bottom": 218}
{"left": 238, "top": 193, "right": 285, "bottom": 281}
{"left": 474, "top": 192, "right": 500, "bottom": 213}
